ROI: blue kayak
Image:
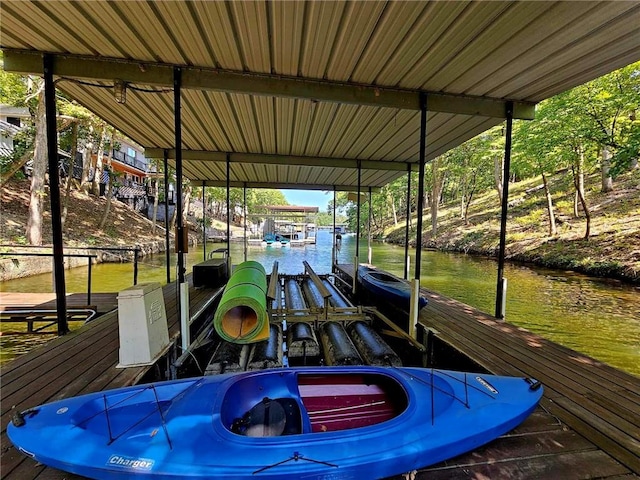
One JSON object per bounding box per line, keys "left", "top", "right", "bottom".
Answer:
{"left": 8, "top": 366, "right": 542, "bottom": 479}
{"left": 358, "top": 265, "right": 428, "bottom": 310}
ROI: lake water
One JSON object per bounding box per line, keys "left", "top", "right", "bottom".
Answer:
{"left": 2, "top": 230, "right": 639, "bottom": 376}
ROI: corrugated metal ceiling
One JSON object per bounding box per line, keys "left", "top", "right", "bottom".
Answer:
{"left": 1, "top": 1, "right": 639, "bottom": 190}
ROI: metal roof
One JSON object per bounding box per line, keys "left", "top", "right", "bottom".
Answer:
{"left": 1, "top": 1, "right": 639, "bottom": 191}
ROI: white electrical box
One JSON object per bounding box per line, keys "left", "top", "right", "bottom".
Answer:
{"left": 116, "top": 282, "right": 169, "bottom": 367}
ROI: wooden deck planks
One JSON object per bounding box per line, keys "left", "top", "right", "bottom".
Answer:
{"left": 335, "top": 263, "right": 640, "bottom": 478}
{"left": 3, "top": 264, "right": 638, "bottom": 479}
{"left": 419, "top": 292, "right": 640, "bottom": 471}
{"left": 0, "top": 279, "right": 222, "bottom": 480}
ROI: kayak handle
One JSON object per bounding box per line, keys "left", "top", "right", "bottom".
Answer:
{"left": 524, "top": 378, "right": 543, "bottom": 391}
{"left": 11, "top": 406, "right": 39, "bottom": 427}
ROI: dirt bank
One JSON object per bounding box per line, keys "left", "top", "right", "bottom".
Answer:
{"left": 382, "top": 169, "right": 640, "bottom": 284}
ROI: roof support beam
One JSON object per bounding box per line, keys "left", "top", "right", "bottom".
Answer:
{"left": 3, "top": 50, "right": 536, "bottom": 120}
{"left": 190, "top": 180, "right": 380, "bottom": 192}
{"left": 145, "top": 149, "right": 418, "bottom": 172}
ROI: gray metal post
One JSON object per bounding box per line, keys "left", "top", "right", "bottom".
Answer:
{"left": 133, "top": 248, "right": 139, "bottom": 285}
{"left": 202, "top": 181, "right": 206, "bottom": 261}
{"left": 174, "top": 67, "right": 185, "bottom": 284}
{"left": 332, "top": 188, "right": 336, "bottom": 266}
{"left": 404, "top": 163, "right": 411, "bottom": 280}
{"left": 226, "top": 154, "right": 230, "bottom": 253}
{"left": 415, "top": 93, "right": 427, "bottom": 280}
{"left": 43, "top": 54, "right": 69, "bottom": 335}
{"left": 495, "top": 101, "right": 514, "bottom": 319}
{"left": 163, "top": 150, "right": 170, "bottom": 284}
{"left": 368, "top": 187, "right": 372, "bottom": 264}
{"left": 243, "top": 183, "right": 247, "bottom": 262}
{"left": 356, "top": 162, "right": 361, "bottom": 259}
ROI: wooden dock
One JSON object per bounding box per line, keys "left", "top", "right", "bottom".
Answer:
{"left": 0, "top": 279, "right": 222, "bottom": 480}
{"left": 0, "top": 292, "right": 119, "bottom": 333}
{"left": 336, "top": 264, "right": 640, "bottom": 479}
{"left": 2, "top": 267, "right": 638, "bottom": 479}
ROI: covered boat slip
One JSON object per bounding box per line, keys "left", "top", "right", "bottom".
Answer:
{"left": 2, "top": 1, "right": 640, "bottom": 478}
{"left": 2, "top": 1, "right": 639, "bottom": 337}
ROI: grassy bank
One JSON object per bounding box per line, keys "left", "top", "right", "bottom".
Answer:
{"left": 382, "top": 168, "right": 640, "bottom": 284}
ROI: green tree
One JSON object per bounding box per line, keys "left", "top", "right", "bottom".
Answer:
{"left": 570, "top": 62, "right": 640, "bottom": 189}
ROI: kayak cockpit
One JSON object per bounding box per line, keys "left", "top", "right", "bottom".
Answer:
{"left": 230, "top": 397, "right": 303, "bottom": 437}
{"left": 221, "top": 370, "right": 408, "bottom": 437}
{"left": 366, "top": 271, "right": 399, "bottom": 284}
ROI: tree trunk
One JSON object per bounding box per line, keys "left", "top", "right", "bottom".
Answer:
{"left": 151, "top": 179, "right": 160, "bottom": 234}
{"left": 494, "top": 155, "right": 503, "bottom": 203}
{"left": 463, "top": 185, "right": 476, "bottom": 225}
{"left": 91, "top": 125, "right": 106, "bottom": 196}
{"left": 98, "top": 131, "right": 115, "bottom": 230}
{"left": 601, "top": 146, "right": 614, "bottom": 193}
{"left": 389, "top": 193, "right": 398, "bottom": 227}
{"left": 182, "top": 184, "right": 192, "bottom": 220}
{"left": 542, "top": 172, "right": 557, "bottom": 236}
{"left": 573, "top": 149, "right": 586, "bottom": 218}
{"left": 430, "top": 159, "right": 444, "bottom": 237}
{"left": 61, "top": 122, "right": 78, "bottom": 231}
{"left": 0, "top": 147, "right": 34, "bottom": 187}
{"left": 573, "top": 149, "right": 591, "bottom": 240}
{"left": 26, "top": 83, "right": 47, "bottom": 246}
{"left": 80, "top": 141, "right": 93, "bottom": 194}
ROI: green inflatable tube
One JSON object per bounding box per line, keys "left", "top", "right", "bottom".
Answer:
{"left": 214, "top": 261, "right": 270, "bottom": 344}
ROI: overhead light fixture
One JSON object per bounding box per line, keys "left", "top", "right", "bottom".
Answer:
{"left": 114, "top": 79, "right": 127, "bottom": 104}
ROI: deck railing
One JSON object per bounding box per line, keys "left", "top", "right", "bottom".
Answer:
{"left": 0, "top": 246, "right": 141, "bottom": 305}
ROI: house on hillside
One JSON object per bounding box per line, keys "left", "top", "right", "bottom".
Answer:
{"left": 97, "top": 139, "right": 152, "bottom": 212}
{"left": 1, "top": 104, "right": 170, "bottom": 216}
{"left": 0, "top": 105, "right": 30, "bottom": 158}
{"left": 0, "top": 104, "right": 71, "bottom": 173}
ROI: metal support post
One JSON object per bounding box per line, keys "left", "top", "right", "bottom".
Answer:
{"left": 226, "top": 154, "right": 232, "bottom": 273}
{"left": 495, "top": 101, "right": 514, "bottom": 320}
{"left": 43, "top": 54, "right": 69, "bottom": 335}
{"left": 174, "top": 67, "right": 185, "bottom": 285}
{"left": 404, "top": 163, "right": 411, "bottom": 280}
{"left": 410, "top": 92, "right": 428, "bottom": 339}
{"left": 243, "top": 183, "right": 247, "bottom": 262}
{"left": 368, "top": 187, "right": 372, "bottom": 265}
{"left": 174, "top": 67, "right": 189, "bottom": 352}
{"left": 163, "top": 150, "right": 170, "bottom": 284}
{"left": 332, "top": 188, "right": 337, "bottom": 267}
{"left": 355, "top": 161, "right": 361, "bottom": 261}
{"left": 354, "top": 163, "right": 362, "bottom": 295}
{"left": 202, "top": 181, "right": 206, "bottom": 260}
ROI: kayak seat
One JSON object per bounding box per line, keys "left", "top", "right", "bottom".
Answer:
{"left": 231, "top": 397, "right": 302, "bottom": 437}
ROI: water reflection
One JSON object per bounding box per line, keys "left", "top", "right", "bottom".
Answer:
{"left": 1, "top": 231, "right": 638, "bottom": 376}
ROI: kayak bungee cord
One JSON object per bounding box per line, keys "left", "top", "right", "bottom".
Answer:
{"left": 253, "top": 451, "right": 338, "bottom": 475}
{"left": 150, "top": 383, "right": 173, "bottom": 450}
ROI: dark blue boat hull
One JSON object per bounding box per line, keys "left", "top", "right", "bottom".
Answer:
{"left": 358, "top": 265, "right": 427, "bottom": 310}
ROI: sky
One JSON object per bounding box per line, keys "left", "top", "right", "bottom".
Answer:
{"left": 282, "top": 189, "right": 331, "bottom": 210}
